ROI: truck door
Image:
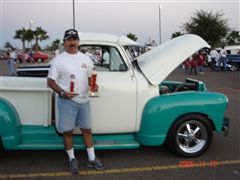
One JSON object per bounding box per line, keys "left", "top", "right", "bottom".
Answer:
{"left": 79, "top": 45, "right": 137, "bottom": 134}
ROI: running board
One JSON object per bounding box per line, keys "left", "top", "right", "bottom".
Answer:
{"left": 14, "top": 126, "right": 140, "bottom": 150}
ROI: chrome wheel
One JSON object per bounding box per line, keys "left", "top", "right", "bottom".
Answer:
{"left": 229, "top": 65, "right": 237, "bottom": 72}
{"left": 177, "top": 120, "right": 207, "bottom": 154}
{"left": 167, "top": 114, "right": 212, "bottom": 157}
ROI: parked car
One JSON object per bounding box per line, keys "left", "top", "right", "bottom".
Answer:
{"left": 227, "top": 54, "right": 240, "bottom": 70}
{"left": 214, "top": 59, "right": 238, "bottom": 71}
{"left": 16, "top": 51, "right": 48, "bottom": 63}
{"left": 0, "top": 33, "right": 229, "bottom": 157}
{"left": 32, "top": 51, "right": 49, "bottom": 63}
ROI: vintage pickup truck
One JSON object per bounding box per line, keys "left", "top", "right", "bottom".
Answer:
{"left": 0, "top": 33, "right": 229, "bottom": 157}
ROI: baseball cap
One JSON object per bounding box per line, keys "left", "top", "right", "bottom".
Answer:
{"left": 63, "top": 29, "right": 79, "bottom": 41}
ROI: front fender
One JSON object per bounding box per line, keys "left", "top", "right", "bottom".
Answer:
{"left": 135, "top": 91, "right": 228, "bottom": 146}
{"left": 0, "top": 98, "right": 22, "bottom": 149}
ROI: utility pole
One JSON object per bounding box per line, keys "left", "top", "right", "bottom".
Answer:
{"left": 159, "top": 5, "right": 162, "bottom": 45}
{"left": 73, "top": 0, "right": 75, "bottom": 29}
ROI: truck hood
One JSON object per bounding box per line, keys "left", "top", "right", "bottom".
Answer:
{"left": 137, "top": 34, "right": 210, "bottom": 85}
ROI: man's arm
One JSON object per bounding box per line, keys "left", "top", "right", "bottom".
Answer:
{"left": 47, "top": 78, "right": 77, "bottom": 98}
{"left": 47, "top": 78, "right": 62, "bottom": 94}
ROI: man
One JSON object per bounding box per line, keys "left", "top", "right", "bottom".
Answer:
{"left": 47, "top": 29, "right": 106, "bottom": 174}
{"left": 8, "top": 49, "right": 16, "bottom": 76}
{"left": 209, "top": 47, "right": 219, "bottom": 70}
{"left": 218, "top": 46, "right": 227, "bottom": 72}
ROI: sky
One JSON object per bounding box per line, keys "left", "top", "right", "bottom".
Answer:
{"left": 1, "top": 0, "right": 239, "bottom": 49}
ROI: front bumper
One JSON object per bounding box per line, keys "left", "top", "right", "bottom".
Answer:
{"left": 222, "top": 117, "right": 230, "bottom": 136}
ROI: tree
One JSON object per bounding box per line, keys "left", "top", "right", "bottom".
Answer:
{"left": 182, "top": 10, "right": 229, "bottom": 47}
{"left": 127, "top": 33, "right": 138, "bottom": 41}
{"left": 14, "top": 28, "right": 33, "bottom": 50}
{"left": 45, "top": 39, "right": 61, "bottom": 51}
{"left": 52, "top": 39, "right": 61, "bottom": 50}
{"left": 25, "top": 29, "right": 34, "bottom": 48}
{"left": 171, "top": 31, "right": 184, "bottom": 39}
{"left": 226, "top": 30, "right": 240, "bottom": 45}
{"left": 33, "top": 27, "right": 49, "bottom": 48}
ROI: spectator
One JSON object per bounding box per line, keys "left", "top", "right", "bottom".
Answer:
{"left": 183, "top": 58, "right": 191, "bottom": 74}
{"left": 8, "top": 49, "right": 16, "bottom": 76}
{"left": 189, "top": 55, "right": 198, "bottom": 75}
{"left": 197, "top": 51, "right": 205, "bottom": 75}
{"left": 210, "top": 47, "right": 219, "bottom": 71}
{"left": 102, "top": 49, "right": 110, "bottom": 65}
{"left": 218, "top": 46, "right": 227, "bottom": 72}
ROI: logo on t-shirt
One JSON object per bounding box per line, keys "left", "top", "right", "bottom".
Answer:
{"left": 81, "top": 63, "right": 88, "bottom": 69}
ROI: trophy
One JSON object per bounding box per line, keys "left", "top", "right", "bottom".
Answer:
{"left": 70, "top": 74, "right": 75, "bottom": 94}
{"left": 89, "top": 67, "right": 99, "bottom": 97}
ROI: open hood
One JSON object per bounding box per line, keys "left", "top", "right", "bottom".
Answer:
{"left": 137, "top": 34, "right": 210, "bottom": 85}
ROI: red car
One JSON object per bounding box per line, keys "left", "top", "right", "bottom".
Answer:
{"left": 32, "top": 51, "right": 49, "bottom": 63}
{"left": 17, "top": 51, "right": 48, "bottom": 63}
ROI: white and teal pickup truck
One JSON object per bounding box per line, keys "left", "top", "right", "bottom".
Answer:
{"left": 0, "top": 34, "right": 229, "bottom": 157}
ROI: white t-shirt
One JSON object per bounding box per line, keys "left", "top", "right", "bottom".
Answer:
{"left": 10, "top": 51, "right": 17, "bottom": 59}
{"left": 210, "top": 49, "right": 219, "bottom": 59}
{"left": 48, "top": 51, "right": 93, "bottom": 104}
{"left": 220, "top": 49, "right": 226, "bottom": 58}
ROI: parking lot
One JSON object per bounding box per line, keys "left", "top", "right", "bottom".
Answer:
{"left": 0, "top": 60, "right": 239, "bottom": 179}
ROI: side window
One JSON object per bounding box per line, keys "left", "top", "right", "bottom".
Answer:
{"left": 109, "top": 47, "right": 127, "bottom": 71}
{"left": 79, "top": 45, "right": 127, "bottom": 72}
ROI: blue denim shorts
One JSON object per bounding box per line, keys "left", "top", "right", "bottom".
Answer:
{"left": 57, "top": 97, "right": 92, "bottom": 133}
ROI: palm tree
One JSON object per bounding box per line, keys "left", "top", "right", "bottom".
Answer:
{"left": 52, "top": 39, "right": 61, "bottom": 50}
{"left": 14, "top": 28, "right": 27, "bottom": 50}
{"left": 14, "top": 28, "right": 34, "bottom": 50}
{"left": 33, "top": 27, "right": 49, "bottom": 49}
{"left": 25, "top": 29, "right": 34, "bottom": 48}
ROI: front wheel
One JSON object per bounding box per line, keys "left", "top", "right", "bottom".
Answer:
{"left": 167, "top": 114, "right": 213, "bottom": 157}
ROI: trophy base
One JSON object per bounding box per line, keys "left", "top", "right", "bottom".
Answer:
{"left": 89, "top": 91, "right": 99, "bottom": 97}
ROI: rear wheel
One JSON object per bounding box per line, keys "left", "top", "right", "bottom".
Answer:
{"left": 167, "top": 114, "right": 213, "bottom": 157}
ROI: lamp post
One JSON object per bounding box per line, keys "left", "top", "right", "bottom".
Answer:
{"left": 158, "top": 5, "right": 162, "bottom": 45}
{"left": 29, "top": 20, "right": 33, "bottom": 30}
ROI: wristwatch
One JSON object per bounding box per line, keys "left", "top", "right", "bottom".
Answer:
{"left": 59, "top": 90, "right": 65, "bottom": 98}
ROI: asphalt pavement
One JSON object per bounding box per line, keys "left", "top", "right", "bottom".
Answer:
{"left": 0, "top": 62, "right": 239, "bottom": 180}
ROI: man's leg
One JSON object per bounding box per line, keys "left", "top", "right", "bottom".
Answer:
{"left": 81, "top": 128, "right": 95, "bottom": 161}
{"left": 77, "top": 102, "right": 106, "bottom": 170}
{"left": 81, "top": 128, "right": 106, "bottom": 170}
{"left": 64, "top": 131, "right": 79, "bottom": 174}
{"left": 223, "top": 58, "right": 227, "bottom": 72}
{"left": 64, "top": 131, "right": 75, "bottom": 160}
